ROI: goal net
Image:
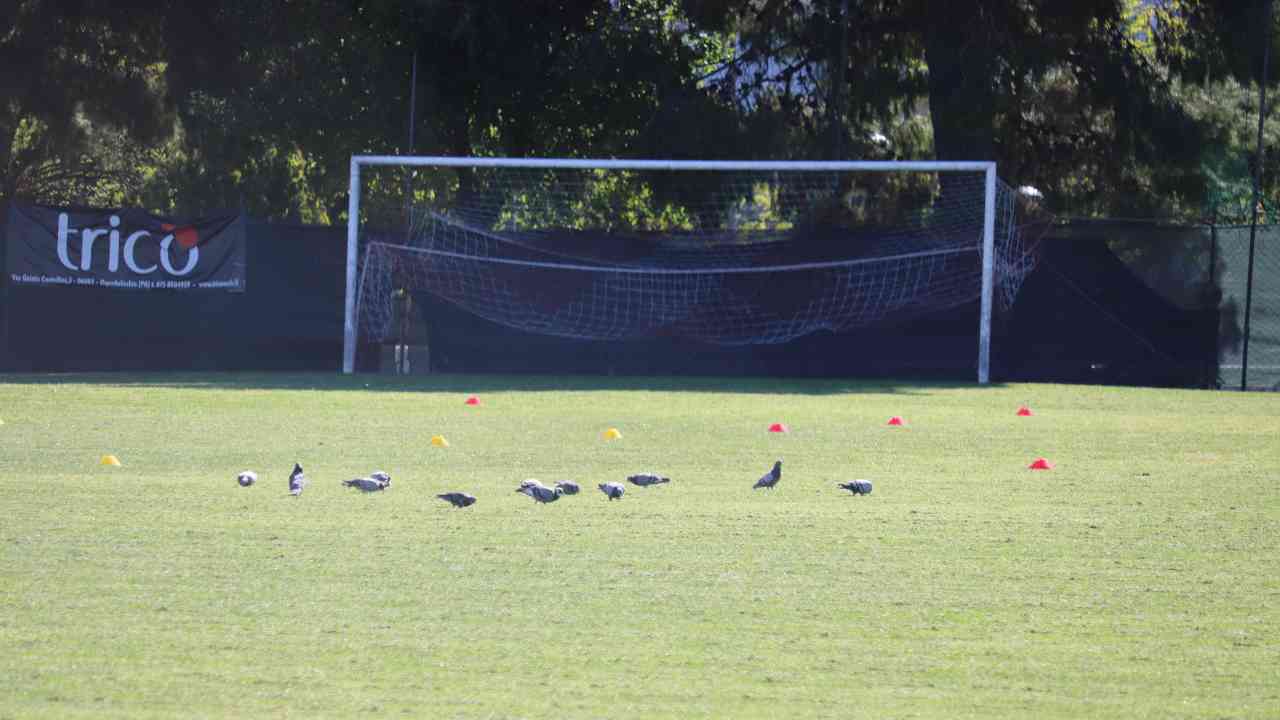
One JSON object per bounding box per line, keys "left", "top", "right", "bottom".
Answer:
{"left": 343, "top": 158, "right": 1039, "bottom": 381}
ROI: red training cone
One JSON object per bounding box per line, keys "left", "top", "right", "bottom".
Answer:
{"left": 1028, "top": 457, "right": 1054, "bottom": 470}
{"left": 887, "top": 416, "right": 904, "bottom": 426}
{"left": 1017, "top": 406, "right": 1033, "bottom": 417}
{"left": 768, "top": 423, "right": 789, "bottom": 433}
{"left": 465, "top": 396, "right": 480, "bottom": 406}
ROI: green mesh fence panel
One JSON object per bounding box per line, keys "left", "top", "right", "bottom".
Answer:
{"left": 1216, "top": 225, "right": 1280, "bottom": 390}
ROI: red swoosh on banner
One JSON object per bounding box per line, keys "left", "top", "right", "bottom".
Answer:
{"left": 161, "top": 223, "right": 200, "bottom": 249}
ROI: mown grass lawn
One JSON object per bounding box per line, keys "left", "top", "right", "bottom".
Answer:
{"left": 1, "top": 373, "right": 1277, "bottom": 718}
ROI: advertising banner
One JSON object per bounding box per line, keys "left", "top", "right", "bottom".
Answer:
{"left": 5, "top": 204, "right": 246, "bottom": 292}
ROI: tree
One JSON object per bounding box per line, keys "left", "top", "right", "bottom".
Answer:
{"left": 1154, "top": 0, "right": 1279, "bottom": 88}
{"left": 1155, "top": 0, "right": 1280, "bottom": 220}
{"left": 135, "top": 1, "right": 397, "bottom": 219}
{"left": 16, "top": 0, "right": 1269, "bottom": 224}
{"left": 123, "top": 1, "right": 735, "bottom": 222}
{"left": 0, "top": 1, "right": 172, "bottom": 206}
{"left": 682, "top": 0, "right": 1210, "bottom": 217}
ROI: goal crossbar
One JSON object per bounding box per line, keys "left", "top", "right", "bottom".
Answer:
{"left": 343, "top": 156, "right": 1000, "bottom": 382}
{"left": 347, "top": 155, "right": 996, "bottom": 172}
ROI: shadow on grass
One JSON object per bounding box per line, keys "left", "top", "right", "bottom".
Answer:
{"left": 0, "top": 371, "right": 1003, "bottom": 395}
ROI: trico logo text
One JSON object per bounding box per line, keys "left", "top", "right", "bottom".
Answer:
{"left": 56, "top": 213, "right": 199, "bottom": 276}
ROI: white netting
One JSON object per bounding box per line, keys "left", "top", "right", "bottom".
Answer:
{"left": 354, "top": 164, "right": 1038, "bottom": 346}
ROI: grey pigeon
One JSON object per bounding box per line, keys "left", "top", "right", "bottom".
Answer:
{"left": 437, "top": 492, "right": 477, "bottom": 508}
{"left": 627, "top": 473, "right": 670, "bottom": 487}
{"left": 517, "top": 484, "right": 564, "bottom": 504}
{"left": 237, "top": 470, "right": 257, "bottom": 487}
{"left": 598, "top": 482, "right": 625, "bottom": 500}
{"left": 837, "top": 480, "right": 873, "bottom": 495}
{"left": 288, "top": 463, "right": 308, "bottom": 497}
{"left": 753, "top": 460, "right": 782, "bottom": 490}
{"left": 554, "top": 481, "right": 580, "bottom": 495}
{"left": 369, "top": 471, "right": 391, "bottom": 486}
{"left": 343, "top": 476, "right": 389, "bottom": 492}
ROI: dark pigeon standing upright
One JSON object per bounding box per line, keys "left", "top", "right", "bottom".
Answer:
{"left": 753, "top": 460, "right": 782, "bottom": 490}
{"left": 437, "top": 492, "right": 477, "bottom": 508}
{"left": 837, "top": 480, "right": 873, "bottom": 495}
{"left": 288, "top": 463, "right": 309, "bottom": 497}
{"left": 598, "top": 482, "right": 625, "bottom": 500}
{"left": 555, "top": 481, "right": 580, "bottom": 495}
{"left": 517, "top": 484, "right": 564, "bottom": 504}
{"left": 237, "top": 470, "right": 257, "bottom": 487}
{"left": 627, "top": 473, "right": 670, "bottom": 487}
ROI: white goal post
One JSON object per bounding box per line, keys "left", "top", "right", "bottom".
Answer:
{"left": 343, "top": 156, "right": 1003, "bottom": 382}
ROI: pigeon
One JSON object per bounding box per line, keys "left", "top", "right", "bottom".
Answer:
{"left": 753, "top": 460, "right": 782, "bottom": 490}
{"left": 627, "top": 473, "right": 670, "bottom": 487}
{"left": 369, "top": 471, "right": 391, "bottom": 486}
{"left": 236, "top": 470, "right": 257, "bottom": 487}
{"left": 554, "top": 481, "right": 580, "bottom": 495}
{"left": 598, "top": 482, "right": 625, "bottom": 500}
{"left": 518, "top": 479, "right": 546, "bottom": 490}
{"left": 437, "top": 492, "right": 477, "bottom": 508}
{"left": 288, "top": 463, "right": 308, "bottom": 497}
{"left": 343, "top": 476, "right": 389, "bottom": 492}
{"left": 517, "top": 484, "right": 564, "bottom": 504}
{"left": 837, "top": 480, "right": 873, "bottom": 495}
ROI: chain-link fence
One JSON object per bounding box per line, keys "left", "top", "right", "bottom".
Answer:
{"left": 2, "top": 198, "right": 1276, "bottom": 388}
{"left": 1215, "top": 225, "right": 1280, "bottom": 390}
{"left": 1056, "top": 219, "right": 1278, "bottom": 391}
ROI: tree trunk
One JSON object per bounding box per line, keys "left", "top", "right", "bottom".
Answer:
{"left": 0, "top": 120, "right": 14, "bottom": 203}
{"left": 920, "top": 19, "right": 998, "bottom": 162}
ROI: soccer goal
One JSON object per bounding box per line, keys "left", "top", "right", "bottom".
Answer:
{"left": 343, "top": 157, "right": 1037, "bottom": 382}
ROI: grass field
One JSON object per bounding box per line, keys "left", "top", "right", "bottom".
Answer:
{"left": 1, "top": 373, "right": 1277, "bottom": 718}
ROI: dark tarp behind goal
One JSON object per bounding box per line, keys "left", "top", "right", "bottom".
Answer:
{"left": 1001, "top": 231, "right": 1217, "bottom": 387}
{"left": 0, "top": 211, "right": 1224, "bottom": 385}
{"left": 385, "top": 224, "right": 1218, "bottom": 385}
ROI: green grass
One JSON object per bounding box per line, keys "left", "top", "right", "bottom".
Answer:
{"left": 1, "top": 373, "right": 1277, "bottom": 718}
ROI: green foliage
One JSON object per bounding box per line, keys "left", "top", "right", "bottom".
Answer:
{"left": 6, "top": 0, "right": 1280, "bottom": 225}
{"left": 0, "top": 1, "right": 171, "bottom": 206}
{"left": 1178, "top": 77, "right": 1280, "bottom": 223}
{"left": 679, "top": 1, "right": 1219, "bottom": 218}
{"left": 0, "top": 374, "right": 1278, "bottom": 717}
{"left": 132, "top": 0, "right": 736, "bottom": 220}
{"left": 493, "top": 170, "right": 701, "bottom": 232}
{"left": 1151, "top": 1, "right": 1280, "bottom": 222}
{"left": 1155, "top": 0, "right": 1280, "bottom": 88}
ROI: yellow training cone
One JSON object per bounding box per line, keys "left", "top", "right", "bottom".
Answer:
{"left": 603, "top": 428, "right": 622, "bottom": 440}
{"left": 431, "top": 435, "right": 450, "bottom": 448}
{"left": 100, "top": 454, "right": 122, "bottom": 466}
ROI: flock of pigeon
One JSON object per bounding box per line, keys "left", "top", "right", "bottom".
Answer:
{"left": 233, "top": 459, "right": 873, "bottom": 506}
